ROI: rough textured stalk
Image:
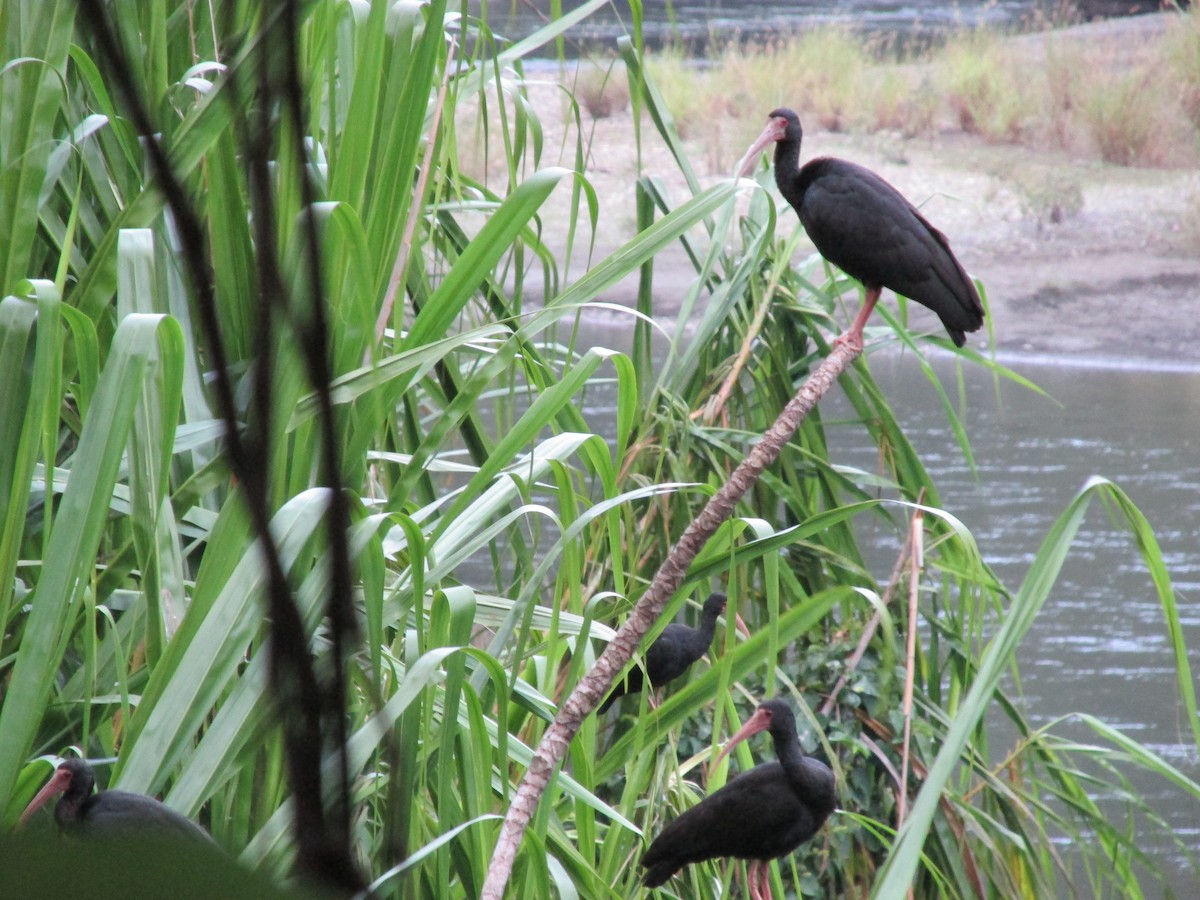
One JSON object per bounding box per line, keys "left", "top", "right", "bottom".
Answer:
{"left": 481, "top": 340, "right": 860, "bottom": 898}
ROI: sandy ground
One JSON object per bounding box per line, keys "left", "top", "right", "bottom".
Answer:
{"left": 513, "top": 13, "right": 1200, "bottom": 363}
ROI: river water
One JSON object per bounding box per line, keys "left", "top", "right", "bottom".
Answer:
{"left": 825, "top": 350, "right": 1200, "bottom": 892}
{"left": 487, "top": 0, "right": 1070, "bottom": 53}
{"left": 560, "top": 313, "right": 1200, "bottom": 887}
{"left": 565, "top": 336, "right": 1200, "bottom": 889}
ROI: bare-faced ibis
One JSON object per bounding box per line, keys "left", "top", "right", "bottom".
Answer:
{"left": 599, "top": 592, "right": 728, "bottom": 714}
{"left": 737, "top": 107, "right": 984, "bottom": 351}
{"left": 641, "top": 699, "right": 835, "bottom": 899}
{"left": 20, "top": 758, "right": 212, "bottom": 844}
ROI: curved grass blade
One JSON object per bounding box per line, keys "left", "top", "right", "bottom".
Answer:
{"left": 0, "top": 313, "right": 183, "bottom": 813}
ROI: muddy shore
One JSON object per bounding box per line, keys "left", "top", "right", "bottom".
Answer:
{"left": 519, "top": 12, "right": 1200, "bottom": 363}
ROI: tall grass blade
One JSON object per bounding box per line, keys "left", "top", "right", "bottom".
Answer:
{"left": 0, "top": 313, "right": 183, "bottom": 812}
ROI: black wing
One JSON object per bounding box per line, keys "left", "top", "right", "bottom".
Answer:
{"left": 642, "top": 763, "right": 822, "bottom": 886}
{"left": 797, "top": 158, "right": 983, "bottom": 345}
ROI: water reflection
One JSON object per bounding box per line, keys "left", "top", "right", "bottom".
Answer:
{"left": 823, "top": 349, "right": 1200, "bottom": 890}
{"left": 541, "top": 316, "right": 1200, "bottom": 887}
{"left": 480, "top": 0, "right": 1043, "bottom": 54}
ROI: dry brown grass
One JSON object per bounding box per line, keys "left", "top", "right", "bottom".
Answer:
{"left": 641, "top": 47, "right": 714, "bottom": 139}
{"left": 865, "top": 69, "right": 939, "bottom": 137}
{"left": 638, "top": 14, "right": 1200, "bottom": 171}
{"left": 993, "top": 160, "right": 1085, "bottom": 227}
{"left": 575, "top": 62, "right": 630, "bottom": 120}
{"left": 1164, "top": 6, "right": 1200, "bottom": 136}
{"left": 758, "top": 30, "right": 869, "bottom": 132}
{"left": 1037, "top": 39, "right": 1084, "bottom": 151}
{"left": 935, "top": 30, "right": 1027, "bottom": 142}
{"left": 1080, "top": 68, "right": 1165, "bottom": 166}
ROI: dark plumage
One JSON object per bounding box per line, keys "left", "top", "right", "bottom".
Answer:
{"left": 641, "top": 699, "right": 835, "bottom": 899}
{"left": 599, "top": 592, "right": 727, "bottom": 714}
{"left": 737, "top": 107, "right": 984, "bottom": 349}
{"left": 20, "top": 758, "right": 212, "bottom": 843}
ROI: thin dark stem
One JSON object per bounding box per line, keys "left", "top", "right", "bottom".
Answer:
{"left": 820, "top": 526, "right": 912, "bottom": 718}
{"left": 278, "top": 0, "right": 359, "bottom": 869}
{"left": 74, "top": 0, "right": 362, "bottom": 891}
{"left": 244, "top": 15, "right": 332, "bottom": 885}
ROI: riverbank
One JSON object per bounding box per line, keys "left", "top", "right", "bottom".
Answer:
{"left": 514, "top": 12, "right": 1200, "bottom": 363}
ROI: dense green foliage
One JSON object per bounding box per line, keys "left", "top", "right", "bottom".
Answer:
{"left": 1, "top": 2, "right": 1196, "bottom": 898}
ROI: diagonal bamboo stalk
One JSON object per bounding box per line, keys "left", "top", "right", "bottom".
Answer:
{"left": 481, "top": 340, "right": 861, "bottom": 898}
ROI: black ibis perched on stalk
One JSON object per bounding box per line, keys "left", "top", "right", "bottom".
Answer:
{"left": 19, "top": 758, "right": 213, "bottom": 844}
{"left": 599, "top": 592, "right": 728, "bottom": 714}
{"left": 736, "top": 107, "right": 984, "bottom": 351}
{"left": 641, "top": 699, "right": 835, "bottom": 899}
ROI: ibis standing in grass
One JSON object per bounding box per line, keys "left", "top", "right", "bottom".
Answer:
{"left": 20, "top": 758, "right": 213, "bottom": 843}
{"left": 737, "top": 107, "right": 984, "bottom": 351}
{"left": 641, "top": 699, "right": 835, "bottom": 899}
{"left": 599, "top": 592, "right": 729, "bottom": 714}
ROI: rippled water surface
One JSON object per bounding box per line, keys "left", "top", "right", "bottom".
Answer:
{"left": 569, "top": 337, "right": 1200, "bottom": 888}
{"left": 476, "top": 0, "right": 1196, "bottom": 884}
{"left": 485, "top": 0, "right": 1051, "bottom": 52}
{"left": 822, "top": 350, "right": 1200, "bottom": 890}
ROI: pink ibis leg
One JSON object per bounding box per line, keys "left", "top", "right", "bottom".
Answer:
{"left": 757, "top": 860, "right": 774, "bottom": 900}
{"left": 747, "top": 860, "right": 763, "bottom": 900}
{"left": 746, "top": 859, "right": 775, "bottom": 900}
{"left": 833, "top": 286, "right": 882, "bottom": 353}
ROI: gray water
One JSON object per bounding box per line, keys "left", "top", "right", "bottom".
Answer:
{"left": 485, "top": 0, "right": 1077, "bottom": 54}
{"left": 564, "top": 339, "right": 1200, "bottom": 889}
{"left": 821, "top": 349, "right": 1200, "bottom": 892}
{"left": 483, "top": 0, "right": 1199, "bottom": 884}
